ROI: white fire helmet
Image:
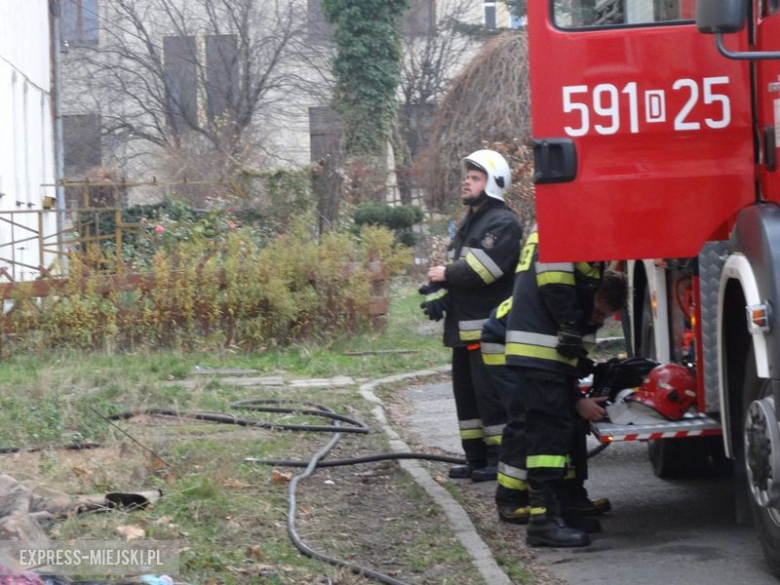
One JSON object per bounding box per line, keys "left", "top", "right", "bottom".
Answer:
{"left": 462, "top": 150, "right": 512, "bottom": 201}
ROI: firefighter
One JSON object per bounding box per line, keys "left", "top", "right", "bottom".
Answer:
{"left": 426, "top": 149, "right": 523, "bottom": 482}
{"left": 504, "top": 230, "right": 627, "bottom": 547}
{"left": 481, "top": 295, "right": 612, "bottom": 531}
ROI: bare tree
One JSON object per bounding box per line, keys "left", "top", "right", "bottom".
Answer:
{"left": 65, "top": 0, "right": 310, "bottom": 182}
{"left": 394, "top": 0, "right": 487, "bottom": 204}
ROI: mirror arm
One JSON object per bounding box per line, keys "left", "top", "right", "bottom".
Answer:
{"left": 716, "top": 32, "right": 780, "bottom": 60}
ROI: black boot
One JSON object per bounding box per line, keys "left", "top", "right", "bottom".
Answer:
{"left": 563, "top": 513, "right": 602, "bottom": 534}
{"left": 526, "top": 487, "right": 590, "bottom": 547}
{"left": 448, "top": 459, "right": 486, "bottom": 479}
{"left": 564, "top": 481, "right": 611, "bottom": 516}
{"left": 496, "top": 485, "right": 530, "bottom": 524}
{"left": 471, "top": 445, "right": 499, "bottom": 483}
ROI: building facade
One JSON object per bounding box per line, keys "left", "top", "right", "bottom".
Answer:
{"left": 0, "top": 0, "right": 58, "bottom": 281}
{"left": 59, "top": 0, "right": 502, "bottom": 206}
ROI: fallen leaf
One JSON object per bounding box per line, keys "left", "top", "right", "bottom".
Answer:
{"left": 271, "top": 469, "right": 292, "bottom": 484}
{"left": 155, "top": 516, "right": 174, "bottom": 525}
{"left": 246, "top": 545, "right": 264, "bottom": 560}
{"left": 116, "top": 525, "right": 145, "bottom": 540}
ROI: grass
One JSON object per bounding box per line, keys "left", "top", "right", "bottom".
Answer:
{"left": 0, "top": 279, "right": 625, "bottom": 584}
{"left": 0, "top": 281, "right": 506, "bottom": 584}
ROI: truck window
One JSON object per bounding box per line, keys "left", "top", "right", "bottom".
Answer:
{"left": 554, "top": 0, "right": 693, "bottom": 29}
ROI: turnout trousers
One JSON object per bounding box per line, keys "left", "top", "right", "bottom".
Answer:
{"left": 495, "top": 366, "right": 590, "bottom": 506}
{"left": 489, "top": 365, "right": 529, "bottom": 505}
{"left": 451, "top": 345, "right": 507, "bottom": 465}
{"left": 521, "top": 368, "right": 580, "bottom": 499}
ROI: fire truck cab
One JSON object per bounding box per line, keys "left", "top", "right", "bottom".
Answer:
{"left": 527, "top": 0, "right": 780, "bottom": 574}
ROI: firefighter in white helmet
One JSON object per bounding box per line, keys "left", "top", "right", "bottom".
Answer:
{"left": 425, "top": 149, "right": 522, "bottom": 482}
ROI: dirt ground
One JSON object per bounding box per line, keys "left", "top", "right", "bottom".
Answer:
{"left": 0, "top": 393, "right": 497, "bottom": 584}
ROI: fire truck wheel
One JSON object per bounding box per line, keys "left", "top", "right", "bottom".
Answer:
{"left": 647, "top": 437, "right": 724, "bottom": 479}
{"left": 743, "top": 347, "right": 780, "bottom": 577}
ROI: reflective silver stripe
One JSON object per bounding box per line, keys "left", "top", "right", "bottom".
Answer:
{"left": 484, "top": 424, "right": 505, "bottom": 437}
{"left": 447, "top": 249, "right": 456, "bottom": 260}
{"left": 583, "top": 333, "right": 596, "bottom": 343}
{"left": 467, "top": 248, "right": 504, "bottom": 280}
{"left": 498, "top": 462, "right": 527, "bottom": 480}
{"left": 481, "top": 342, "right": 505, "bottom": 355}
{"left": 458, "top": 419, "right": 483, "bottom": 430}
{"left": 535, "top": 262, "right": 574, "bottom": 274}
{"left": 506, "top": 331, "right": 558, "bottom": 348}
{"left": 459, "top": 319, "right": 488, "bottom": 332}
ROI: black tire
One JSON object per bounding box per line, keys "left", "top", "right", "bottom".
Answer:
{"left": 648, "top": 435, "right": 730, "bottom": 479}
{"left": 742, "top": 346, "right": 780, "bottom": 577}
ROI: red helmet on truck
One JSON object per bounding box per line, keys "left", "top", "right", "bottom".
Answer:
{"left": 626, "top": 364, "right": 697, "bottom": 421}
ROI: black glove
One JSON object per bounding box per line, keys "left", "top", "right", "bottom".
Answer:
{"left": 556, "top": 329, "right": 584, "bottom": 359}
{"left": 591, "top": 357, "right": 659, "bottom": 400}
{"left": 577, "top": 357, "right": 595, "bottom": 378}
{"left": 419, "top": 282, "right": 450, "bottom": 322}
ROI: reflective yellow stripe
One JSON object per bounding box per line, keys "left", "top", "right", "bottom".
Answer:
{"left": 460, "top": 429, "right": 485, "bottom": 440}
{"left": 527, "top": 454, "right": 568, "bottom": 469}
{"left": 459, "top": 318, "right": 487, "bottom": 342}
{"left": 505, "top": 342, "right": 578, "bottom": 367}
{"left": 482, "top": 353, "right": 506, "bottom": 366}
{"left": 530, "top": 507, "right": 547, "bottom": 515}
{"left": 460, "top": 331, "right": 481, "bottom": 342}
{"left": 498, "top": 474, "right": 528, "bottom": 491}
{"left": 484, "top": 435, "right": 502, "bottom": 446}
{"left": 465, "top": 252, "right": 496, "bottom": 284}
{"left": 526, "top": 232, "right": 539, "bottom": 245}
{"left": 516, "top": 242, "right": 536, "bottom": 273}
{"left": 481, "top": 342, "right": 506, "bottom": 366}
{"left": 496, "top": 296, "right": 513, "bottom": 318}
{"left": 537, "top": 271, "right": 576, "bottom": 286}
{"left": 575, "top": 262, "right": 601, "bottom": 278}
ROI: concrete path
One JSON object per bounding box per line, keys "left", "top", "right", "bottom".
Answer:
{"left": 403, "top": 379, "right": 779, "bottom": 585}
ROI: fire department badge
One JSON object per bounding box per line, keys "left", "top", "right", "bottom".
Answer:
{"left": 481, "top": 232, "right": 497, "bottom": 249}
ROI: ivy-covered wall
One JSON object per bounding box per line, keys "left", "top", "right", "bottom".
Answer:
{"left": 322, "top": 0, "right": 409, "bottom": 157}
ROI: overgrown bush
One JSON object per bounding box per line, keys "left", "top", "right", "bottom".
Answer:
{"left": 0, "top": 222, "right": 411, "bottom": 354}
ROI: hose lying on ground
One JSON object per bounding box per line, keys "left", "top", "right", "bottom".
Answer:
{"left": 107, "top": 400, "right": 463, "bottom": 585}
{"left": 7, "top": 398, "right": 610, "bottom": 585}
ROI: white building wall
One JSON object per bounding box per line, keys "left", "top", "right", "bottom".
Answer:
{"left": 0, "top": 0, "right": 57, "bottom": 281}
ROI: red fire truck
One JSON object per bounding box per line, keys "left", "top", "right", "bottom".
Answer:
{"left": 528, "top": 0, "right": 780, "bottom": 574}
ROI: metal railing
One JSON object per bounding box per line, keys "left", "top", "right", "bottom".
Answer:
{"left": 0, "top": 178, "right": 245, "bottom": 282}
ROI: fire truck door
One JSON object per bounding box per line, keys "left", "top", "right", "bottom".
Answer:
{"left": 527, "top": 1, "right": 754, "bottom": 262}
{"left": 757, "top": 4, "right": 780, "bottom": 200}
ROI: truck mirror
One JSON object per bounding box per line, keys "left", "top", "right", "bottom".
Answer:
{"left": 696, "top": 0, "right": 747, "bottom": 34}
